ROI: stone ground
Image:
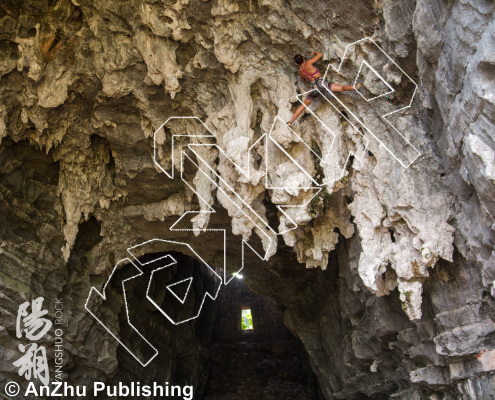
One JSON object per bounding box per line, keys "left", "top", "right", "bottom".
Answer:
{"left": 1, "top": 0, "right": 494, "bottom": 398}
{"left": 204, "top": 337, "right": 314, "bottom": 400}
{"left": 203, "top": 278, "right": 320, "bottom": 400}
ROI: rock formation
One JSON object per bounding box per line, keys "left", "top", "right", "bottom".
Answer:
{"left": 0, "top": 0, "right": 494, "bottom": 398}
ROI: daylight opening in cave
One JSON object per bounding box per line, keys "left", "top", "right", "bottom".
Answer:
{"left": 2, "top": 0, "right": 494, "bottom": 398}
{"left": 241, "top": 308, "right": 253, "bottom": 330}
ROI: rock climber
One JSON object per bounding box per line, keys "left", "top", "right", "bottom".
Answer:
{"left": 287, "top": 51, "right": 360, "bottom": 126}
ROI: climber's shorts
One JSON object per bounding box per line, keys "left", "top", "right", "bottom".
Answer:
{"left": 306, "top": 77, "right": 333, "bottom": 100}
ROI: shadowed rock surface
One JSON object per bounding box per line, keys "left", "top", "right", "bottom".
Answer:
{"left": 0, "top": 0, "right": 494, "bottom": 399}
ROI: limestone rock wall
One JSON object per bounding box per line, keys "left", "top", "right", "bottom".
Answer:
{"left": 0, "top": 0, "right": 494, "bottom": 398}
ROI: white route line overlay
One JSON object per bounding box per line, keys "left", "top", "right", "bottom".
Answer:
{"left": 296, "top": 36, "right": 420, "bottom": 171}
{"left": 85, "top": 239, "right": 222, "bottom": 367}
{"left": 85, "top": 36, "right": 422, "bottom": 367}
{"left": 153, "top": 116, "right": 323, "bottom": 282}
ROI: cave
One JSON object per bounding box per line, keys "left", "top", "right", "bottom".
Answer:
{"left": 82, "top": 248, "right": 324, "bottom": 399}
{"left": 1, "top": 0, "right": 495, "bottom": 399}
{"left": 205, "top": 273, "right": 323, "bottom": 400}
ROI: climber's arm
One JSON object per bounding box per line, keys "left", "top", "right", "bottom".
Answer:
{"left": 307, "top": 51, "right": 323, "bottom": 64}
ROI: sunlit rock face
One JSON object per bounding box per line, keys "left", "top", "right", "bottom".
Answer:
{"left": 0, "top": 0, "right": 494, "bottom": 398}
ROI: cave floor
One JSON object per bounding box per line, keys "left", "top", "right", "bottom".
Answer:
{"left": 203, "top": 336, "right": 314, "bottom": 400}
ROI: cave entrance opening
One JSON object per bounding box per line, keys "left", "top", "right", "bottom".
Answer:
{"left": 241, "top": 307, "right": 253, "bottom": 330}
{"left": 98, "top": 249, "right": 323, "bottom": 399}
{"left": 204, "top": 277, "right": 324, "bottom": 399}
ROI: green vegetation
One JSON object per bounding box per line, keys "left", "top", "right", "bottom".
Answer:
{"left": 241, "top": 309, "right": 253, "bottom": 330}
{"left": 308, "top": 188, "right": 332, "bottom": 219}
{"left": 311, "top": 139, "right": 322, "bottom": 159}
{"left": 321, "top": 190, "right": 332, "bottom": 208}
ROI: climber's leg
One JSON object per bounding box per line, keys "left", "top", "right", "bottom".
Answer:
{"left": 329, "top": 83, "right": 356, "bottom": 92}
{"left": 288, "top": 97, "right": 313, "bottom": 125}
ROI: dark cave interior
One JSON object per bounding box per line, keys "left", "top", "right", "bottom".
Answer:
{"left": 86, "top": 251, "right": 324, "bottom": 400}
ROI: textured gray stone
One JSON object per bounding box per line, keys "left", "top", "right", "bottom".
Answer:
{"left": 0, "top": 0, "right": 494, "bottom": 398}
